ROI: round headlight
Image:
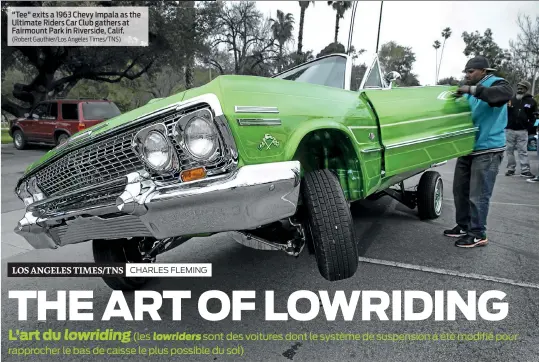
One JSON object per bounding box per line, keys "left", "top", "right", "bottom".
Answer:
{"left": 184, "top": 117, "right": 218, "bottom": 160}
{"left": 143, "top": 131, "right": 171, "bottom": 171}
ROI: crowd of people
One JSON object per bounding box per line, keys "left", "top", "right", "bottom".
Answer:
{"left": 443, "top": 55, "right": 537, "bottom": 249}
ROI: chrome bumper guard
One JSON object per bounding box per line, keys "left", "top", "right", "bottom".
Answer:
{"left": 15, "top": 161, "right": 302, "bottom": 249}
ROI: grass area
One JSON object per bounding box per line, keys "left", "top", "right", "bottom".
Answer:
{"left": 1, "top": 129, "right": 13, "bottom": 144}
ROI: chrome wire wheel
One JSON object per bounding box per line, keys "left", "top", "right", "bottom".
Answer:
{"left": 417, "top": 171, "right": 443, "bottom": 220}
{"left": 434, "top": 178, "right": 443, "bottom": 216}
{"left": 14, "top": 133, "right": 22, "bottom": 147}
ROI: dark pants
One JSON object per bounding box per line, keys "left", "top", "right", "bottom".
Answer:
{"left": 453, "top": 152, "right": 503, "bottom": 238}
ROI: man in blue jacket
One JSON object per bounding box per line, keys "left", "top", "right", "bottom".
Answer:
{"left": 443, "top": 56, "right": 513, "bottom": 248}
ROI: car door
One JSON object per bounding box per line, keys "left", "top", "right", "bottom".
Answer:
{"left": 359, "top": 57, "right": 475, "bottom": 178}
{"left": 26, "top": 102, "right": 51, "bottom": 142}
{"left": 35, "top": 102, "right": 59, "bottom": 143}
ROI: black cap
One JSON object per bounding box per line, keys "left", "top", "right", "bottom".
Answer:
{"left": 463, "top": 56, "right": 496, "bottom": 72}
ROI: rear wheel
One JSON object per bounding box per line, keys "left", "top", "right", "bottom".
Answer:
{"left": 56, "top": 133, "right": 69, "bottom": 146}
{"left": 92, "top": 238, "right": 150, "bottom": 290}
{"left": 417, "top": 171, "right": 443, "bottom": 220}
{"left": 301, "top": 169, "right": 358, "bottom": 281}
{"left": 13, "top": 130, "right": 27, "bottom": 150}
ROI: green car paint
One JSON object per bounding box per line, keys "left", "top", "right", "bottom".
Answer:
{"left": 21, "top": 58, "right": 474, "bottom": 203}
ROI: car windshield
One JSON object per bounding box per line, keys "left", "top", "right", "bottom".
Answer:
{"left": 82, "top": 102, "right": 121, "bottom": 120}
{"left": 273, "top": 56, "right": 347, "bottom": 89}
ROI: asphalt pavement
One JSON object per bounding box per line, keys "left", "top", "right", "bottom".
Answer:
{"left": 1, "top": 143, "right": 539, "bottom": 361}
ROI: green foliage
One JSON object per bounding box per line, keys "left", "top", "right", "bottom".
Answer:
{"left": 350, "top": 64, "right": 367, "bottom": 91}
{"left": 271, "top": 10, "right": 295, "bottom": 72}
{"left": 437, "top": 77, "right": 461, "bottom": 86}
{"left": 327, "top": 1, "right": 353, "bottom": 43}
{"left": 1, "top": 129, "right": 12, "bottom": 144}
{"left": 379, "top": 41, "right": 420, "bottom": 86}
{"left": 317, "top": 42, "right": 346, "bottom": 58}
{"left": 461, "top": 29, "right": 511, "bottom": 70}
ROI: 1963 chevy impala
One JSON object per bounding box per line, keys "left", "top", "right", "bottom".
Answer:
{"left": 14, "top": 54, "right": 475, "bottom": 289}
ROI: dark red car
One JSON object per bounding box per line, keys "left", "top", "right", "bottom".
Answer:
{"left": 9, "top": 99, "right": 121, "bottom": 150}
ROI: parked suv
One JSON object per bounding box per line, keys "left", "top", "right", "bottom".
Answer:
{"left": 9, "top": 99, "right": 121, "bottom": 150}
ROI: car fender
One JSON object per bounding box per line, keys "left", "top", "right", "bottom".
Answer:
{"left": 284, "top": 119, "right": 361, "bottom": 160}
{"left": 53, "top": 128, "right": 72, "bottom": 139}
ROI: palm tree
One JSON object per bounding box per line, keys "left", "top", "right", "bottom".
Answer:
{"left": 328, "top": 1, "right": 353, "bottom": 44}
{"left": 433, "top": 40, "right": 441, "bottom": 84}
{"left": 297, "top": 1, "right": 315, "bottom": 55}
{"left": 436, "top": 27, "right": 452, "bottom": 83}
{"left": 271, "top": 10, "right": 295, "bottom": 73}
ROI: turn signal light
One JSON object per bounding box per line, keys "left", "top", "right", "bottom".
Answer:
{"left": 78, "top": 123, "right": 86, "bottom": 131}
{"left": 181, "top": 167, "right": 207, "bottom": 182}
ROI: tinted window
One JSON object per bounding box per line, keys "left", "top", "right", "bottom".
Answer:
{"left": 364, "top": 62, "right": 383, "bottom": 88}
{"left": 82, "top": 102, "right": 121, "bottom": 120}
{"left": 32, "top": 103, "right": 54, "bottom": 119}
{"left": 62, "top": 104, "right": 79, "bottom": 120}
{"left": 32, "top": 103, "right": 49, "bottom": 118}
{"left": 49, "top": 102, "right": 58, "bottom": 118}
{"left": 274, "top": 56, "right": 347, "bottom": 89}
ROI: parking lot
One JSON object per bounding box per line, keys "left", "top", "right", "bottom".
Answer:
{"left": 2, "top": 143, "right": 539, "bottom": 361}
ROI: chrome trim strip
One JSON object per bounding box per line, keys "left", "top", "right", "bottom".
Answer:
{"left": 361, "top": 147, "right": 382, "bottom": 153}
{"left": 385, "top": 128, "right": 477, "bottom": 149}
{"left": 235, "top": 106, "right": 279, "bottom": 114}
{"left": 237, "top": 118, "right": 282, "bottom": 126}
{"left": 344, "top": 54, "right": 352, "bottom": 91}
{"left": 431, "top": 161, "right": 448, "bottom": 168}
{"left": 381, "top": 112, "right": 472, "bottom": 128}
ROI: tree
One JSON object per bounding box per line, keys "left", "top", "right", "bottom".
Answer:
{"left": 202, "top": 1, "right": 276, "bottom": 76}
{"left": 436, "top": 27, "right": 452, "bottom": 83}
{"left": 437, "top": 76, "right": 461, "bottom": 86}
{"left": 297, "top": 1, "right": 314, "bottom": 55}
{"left": 327, "top": 1, "right": 353, "bottom": 44}
{"left": 316, "top": 42, "right": 346, "bottom": 58}
{"left": 350, "top": 63, "right": 367, "bottom": 91}
{"left": 378, "top": 41, "right": 420, "bottom": 86}
{"left": 461, "top": 28, "right": 511, "bottom": 71}
{"left": 433, "top": 40, "right": 441, "bottom": 84}
{"left": 1, "top": 0, "right": 186, "bottom": 117}
{"left": 461, "top": 28, "right": 523, "bottom": 85}
{"left": 271, "top": 10, "right": 295, "bottom": 73}
{"left": 510, "top": 15, "right": 539, "bottom": 94}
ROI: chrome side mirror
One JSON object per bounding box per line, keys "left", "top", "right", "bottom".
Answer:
{"left": 385, "top": 71, "right": 401, "bottom": 83}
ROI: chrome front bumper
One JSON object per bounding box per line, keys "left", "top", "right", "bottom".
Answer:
{"left": 15, "top": 161, "right": 301, "bottom": 249}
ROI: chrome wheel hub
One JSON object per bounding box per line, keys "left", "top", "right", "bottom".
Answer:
{"left": 434, "top": 178, "right": 443, "bottom": 215}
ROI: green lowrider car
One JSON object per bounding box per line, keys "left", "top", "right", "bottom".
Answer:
{"left": 14, "top": 54, "right": 475, "bottom": 288}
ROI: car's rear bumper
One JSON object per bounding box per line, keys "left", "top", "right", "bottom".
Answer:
{"left": 15, "top": 161, "right": 301, "bottom": 249}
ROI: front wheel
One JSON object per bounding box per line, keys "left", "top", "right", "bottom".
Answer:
{"left": 302, "top": 169, "right": 358, "bottom": 281}
{"left": 13, "top": 130, "right": 27, "bottom": 150}
{"left": 92, "top": 238, "right": 151, "bottom": 290}
{"left": 417, "top": 171, "right": 443, "bottom": 220}
{"left": 56, "top": 133, "right": 69, "bottom": 146}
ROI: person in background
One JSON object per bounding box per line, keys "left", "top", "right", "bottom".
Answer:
{"left": 505, "top": 80, "right": 537, "bottom": 178}
{"left": 527, "top": 111, "right": 539, "bottom": 183}
{"left": 444, "top": 56, "right": 513, "bottom": 248}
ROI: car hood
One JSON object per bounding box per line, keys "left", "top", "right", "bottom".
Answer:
{"left": 19, "top": 74, "right": 350, "bottom": 183}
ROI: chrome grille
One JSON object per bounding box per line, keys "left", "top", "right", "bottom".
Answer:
{"left": 31, "top": 179, "right": 127, "bottom": 218}
{"left": 34, "top": 103, "right": 235, "bottom": 197}
{"left": 36, "top": 130, "right": 143, "bottom": 196}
